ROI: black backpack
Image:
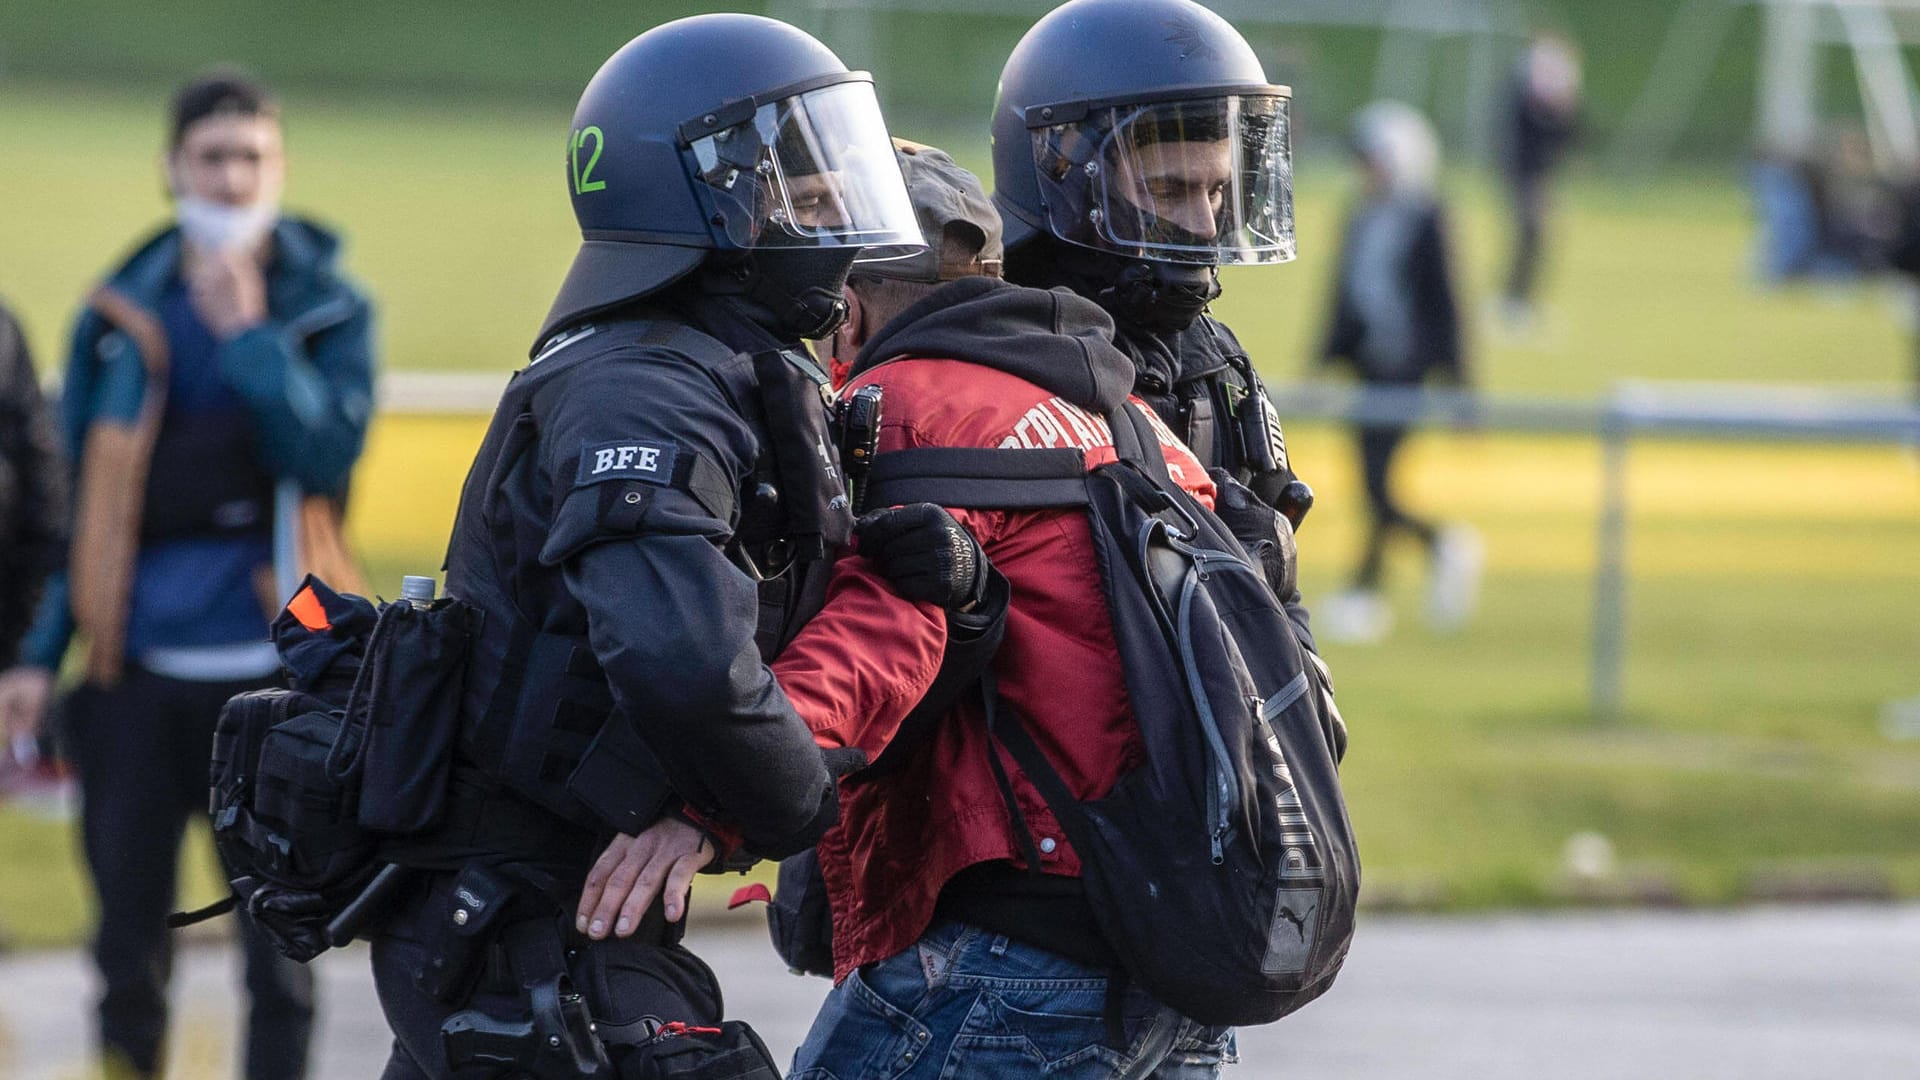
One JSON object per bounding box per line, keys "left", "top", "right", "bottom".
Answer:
{"left": 864, "top": 401, "right": 1359, "bottom": 1027}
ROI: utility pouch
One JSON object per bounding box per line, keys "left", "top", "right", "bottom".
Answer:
{"left": 418, "top": 864, "right": 518, "bottom": 1004}
{"left": 271, "top": 575, "right": 380, "bottom": 709}
{"left": 745, "top": 348, "right": 852, "bottom": 563}
{"left": 567, "top": 715, "right": 677, "bottom": 838}
{"left": 1181, "top": 388, "right": 1217, "bottom": 467}
{"left": 345, "top": 595, "right": 478, "bottom": 834}
{"left": 203, "top": 676, "right": 379, "bottom": 961}
{"left": 618, "top": 1021, "right": 779, "bottom": 1080}
{"left": 251, "top": 710, "right": 363, "bottom": 878}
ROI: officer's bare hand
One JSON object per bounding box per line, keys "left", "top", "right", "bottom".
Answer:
{"left": 0, "top": 667, "right": 53, "bottom": 744}
{"left": 576, "top": 817, "right": 714, "bottom": 940}
{"left": 188, "top": 249, "right": 268, "bottom": 340}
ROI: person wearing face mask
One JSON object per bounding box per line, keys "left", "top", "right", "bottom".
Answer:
{"left": 0, "top": 71, "right": 373, "bottom": 1080}
{"left": 359, "top": 18, "right": 997, "bottom": 1079}
{"left": 992, "top": 0, "right": 1304, "bottom": 523}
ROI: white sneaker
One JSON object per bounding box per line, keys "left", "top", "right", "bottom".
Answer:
{"left": 1427, "top": 524, "right": 1484, "bottom": 631}
{"left": 1499, "top": 296, "right": 1536, "bottom": 329}
{"left": 1317, "top": 589, "right": 1394, "bottom": 645}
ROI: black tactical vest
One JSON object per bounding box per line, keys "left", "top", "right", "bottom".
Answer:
{"left": 1124, "top": 315, "right": 1292, "bottom": 506}
{"left": 428, "top": 314, "right": 849, "bottom": 852}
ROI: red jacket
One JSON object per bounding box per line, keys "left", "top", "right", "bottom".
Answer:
{"left": 770, "top": 279, "right": 1215, "bottom": 980}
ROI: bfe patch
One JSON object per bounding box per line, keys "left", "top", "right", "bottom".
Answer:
{"left": 576, "top": 439, "right": 678, "bottom": 487}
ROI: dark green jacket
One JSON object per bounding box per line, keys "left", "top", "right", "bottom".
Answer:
{"left": 20, "top": 216, "right": 375, "bottom": 672}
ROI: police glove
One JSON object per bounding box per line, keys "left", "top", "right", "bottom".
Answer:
{"left": 1210, "top": 469, "right": 1299, "bottom": 602}
{"left": 855, "top": 503, "right": 990, "bottom": 613}
{"left": 237, "top": 879, "right": 333, "bottom": 962}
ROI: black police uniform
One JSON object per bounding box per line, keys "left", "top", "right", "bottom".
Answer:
{"left": 1004, "top": 238, "right": 1295, "bottom": 509}
{"left": 368, "top": 294, "right": 850, "bottom": 1079}
{"left": 1116, "top": 312, "right": 1291, "bottom": 506}
{"left": 357, "top": 13, "right": 952, "bottom": 1075}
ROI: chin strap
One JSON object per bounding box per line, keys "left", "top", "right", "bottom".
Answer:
{"left": 751, "top": 281, "right": 848, "bottom": 340}
{"left": 1097, "top": 259, "right": 1221, "bottom": 334}
{"left": 735, "top": 250, "right": 856, "bottom": 340}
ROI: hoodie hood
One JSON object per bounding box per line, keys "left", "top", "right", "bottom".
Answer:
{"left": 851, "top": 276, "right": 1134, "bottom": 414}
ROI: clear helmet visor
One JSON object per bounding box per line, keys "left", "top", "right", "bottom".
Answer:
{"left": 1030, "top": 94, "right": 1293, "bottom": 265}
{"left": 687, "top": 80, "right": 924, "bottom": 253}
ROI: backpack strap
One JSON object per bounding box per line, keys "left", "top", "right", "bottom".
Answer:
{"left": 865, "top": 447, "right": 1088, "bottom": 510}
{"left": 977, "top": 673, "right": 1064, "bottom": 876}
{"left": 860, "top": 400, "right": 1177, "bottom": 513}
{"left": 1109, "top": 401, "right": 1175, "bottom": 485}
{"left": 166, "top": 892, "right": 238, "bottom": 929}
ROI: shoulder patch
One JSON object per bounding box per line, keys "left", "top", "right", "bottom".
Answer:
{"left": 576, "top": 439, "right": 679, "bottom": 487}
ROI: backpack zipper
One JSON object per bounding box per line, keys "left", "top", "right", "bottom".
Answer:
{"left": 1176, "top": 565, "right": 1237, "bottom": 865}
{"left": 1182, "top": 550, "right": 1289, "bottom": 864}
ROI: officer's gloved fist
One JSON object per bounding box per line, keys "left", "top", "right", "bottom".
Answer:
{"left": 1209, "top": 469, "right": 1299, "bottom": 601}
{"left": 855, "top": 503, "right": 990, "bottom": 613}
{"left": 240, "top": 881, "right": 333, "bottom": 962}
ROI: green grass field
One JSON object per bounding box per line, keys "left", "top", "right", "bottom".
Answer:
{"left": 1, "top": 79, "right": 1917, "bottom": 948}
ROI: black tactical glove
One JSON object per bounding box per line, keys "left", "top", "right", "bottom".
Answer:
{"left": 855, "top": 503, "right": 990, "bottom": 613}
{"left": 1209, "top": 469, "right": 1299, "bottom": 602}
{"left": 237, "top": 878, "right": 334, "bottom": 962}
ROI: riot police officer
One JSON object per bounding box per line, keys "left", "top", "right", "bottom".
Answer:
{"left": 992, "top": 0, "right": 1302, "bottom": 510}
{"left": 366, "top": 15, "right": 942, "bottom": 1078}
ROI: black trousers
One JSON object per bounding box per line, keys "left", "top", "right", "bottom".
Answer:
{"left": 65, "top": 664, "right": 316, "bottom": 1079}
{"left": 1504, "top": 172, "right": 1549, "bottom": 305}
{"left": 1354, "top": 423, "right": 1438, "bottom": 590}
{"left": 372, "top": 869, "right": 723, "bottom": 1079}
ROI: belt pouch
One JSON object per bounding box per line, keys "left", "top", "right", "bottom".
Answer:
{"left": 418, "top": 864, "right": 516, "bottom": 1004}
{"left": 568, "top": 715, "right": 677, "bottom": 837}
{"left": 355, "top": 598, "right": 477, "bottom": 833}
{"left": 623, "top": 1021, "right": 781, "bottom": 1080}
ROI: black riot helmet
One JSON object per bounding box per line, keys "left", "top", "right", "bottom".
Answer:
{"left": 538, "top": 14, "right": 923, "bottom": 347}
{"left": 992, "top": 0, "right": 1294, "bottom": 331}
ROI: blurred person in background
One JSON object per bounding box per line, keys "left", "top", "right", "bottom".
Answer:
{"left": 1318, "top": 101, "right": 1479, "bottom": 645}
{"left": 0, "top": 299, "right": 67, "bottom": 782}
{"left": 994, "top": 0, "right": 1310, "bottom": 528}
{"left": 1819, "top": 128, "right": 1904, "bottom": 275}
{"left": 0, "top": 71, "right": 375, "bottom": 1079}
{"left": 1753, "top": 128, "right": 1903, "bottom": 284}
{"left": 1875, "top": 155, "right": 1920, "bottom": 401}
{"left": 1498, "top": 30, "right": 1582, "bottom": 330}
{"left": 1752, "top": 139, "right": 1839, "bottom": 282}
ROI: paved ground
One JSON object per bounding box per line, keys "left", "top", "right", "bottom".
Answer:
{"left": 1, "top": 905, "right": 1915, "bottom": 1079}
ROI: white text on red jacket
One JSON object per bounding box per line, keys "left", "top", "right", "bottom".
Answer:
{"left": 997, "top": 396, "right": 1199, "bottom": 487}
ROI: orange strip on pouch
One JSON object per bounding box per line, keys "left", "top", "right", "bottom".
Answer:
{"left": 287, "top": 586, "right": 330, "bottom": 632}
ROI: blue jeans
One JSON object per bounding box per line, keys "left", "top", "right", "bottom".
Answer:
{"left": 791, "top": 919, "right": 1236, "bottom": 1080}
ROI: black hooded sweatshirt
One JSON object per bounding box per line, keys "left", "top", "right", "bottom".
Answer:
{"left": 851, "top": 276, "right": 1135, "bottom": 414}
